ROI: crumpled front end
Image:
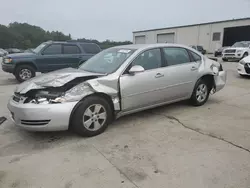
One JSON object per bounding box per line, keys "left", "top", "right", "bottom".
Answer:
{"left": 8, "top": 69, "right": 120, "bottom": 131}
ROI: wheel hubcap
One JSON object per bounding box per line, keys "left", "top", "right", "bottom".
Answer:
{"left": 19, "top": 69, "right": 32, "bottom": 80}
{"left": 83, "top": 104, "right": 107, "bottom": 131}
{"left": 196, "top": 84, "right": 208, "bottom": 103}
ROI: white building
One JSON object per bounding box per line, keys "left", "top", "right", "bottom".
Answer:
{"left": 133, "top": 18, "right": 250, "bottom": 53}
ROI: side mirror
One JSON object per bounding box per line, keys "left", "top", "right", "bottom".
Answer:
{"left": 129, "top": 65, "right": 145, "bottom": 74}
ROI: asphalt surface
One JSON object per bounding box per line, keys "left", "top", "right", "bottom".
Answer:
{"left": 0, "top": 59, "right": 250, "bottom": 188}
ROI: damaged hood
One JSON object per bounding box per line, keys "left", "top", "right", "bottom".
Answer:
{"left": 15, "top": 68, "right": 105, "bottom": 94}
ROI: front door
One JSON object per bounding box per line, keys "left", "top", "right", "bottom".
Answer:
{"left": 120, "top": 48, "right": 167, "bottom": 111}
{"left": 36, "top": 44, "right": 67, "bottom": 72}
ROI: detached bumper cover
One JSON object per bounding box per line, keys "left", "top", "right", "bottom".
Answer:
{"left": 214, "top": 71, "right": 227, "bottom": 92}
{"left": 7, "top": 99, "right": 78, "bottom": 131}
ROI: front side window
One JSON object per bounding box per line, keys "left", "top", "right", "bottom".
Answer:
{"left": 33, "top": 43, "right": 47, "bottom": 53}
{"left": 132, "top": 48, "right": 162, "bottom": 70}
{"left": 79, "top": 48, "right": 135, "bottom": 74}
{"left": 43, "top": 44, "right": 62, "bottom": 55}
{"left": 63, "top": 45, "right": 80, "bottom": 54}
{"left": 163, "top": 47, "right": 191, "bottom": 66}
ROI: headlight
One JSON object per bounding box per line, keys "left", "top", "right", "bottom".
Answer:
{"left": 237, "top": 50, "right": 243, "bottom": 53}
{"left": 4, "top": 58, "right": 12, "bottom": 63}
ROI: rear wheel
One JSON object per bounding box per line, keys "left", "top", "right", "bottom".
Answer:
{"left": 190, "top": 79, "right": 210, "bottom": 106}
{"left": 15, "top": 65, "right": 36, "bottom": 82}
{"left": 71, "top": 96, "right": 113, "bottom": 137}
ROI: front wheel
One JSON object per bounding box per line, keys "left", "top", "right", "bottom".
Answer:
{"left": 190, "top": 79, "right": 210, "bottom": 106}
{"left": 15, "top": 65, "right": 36, "bottom": 82}
{"left": 71, "top": 96, "right": 113, "bottom": 137}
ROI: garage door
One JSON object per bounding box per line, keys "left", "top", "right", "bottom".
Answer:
{"left": 135, "top": 36, "right": 146, "bottom": 44}
{"left": 157, "top": 33, "right": 175, "bottom": 43}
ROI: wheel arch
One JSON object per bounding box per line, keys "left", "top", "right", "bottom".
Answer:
{"left": 14, "top": 61, "right": 38, "bottom": 73}
{"left": 196, "top": 74, "right": 215, "bottom": 92}
{"left": 68, "top": 92, "right": 115, "bottom": 130}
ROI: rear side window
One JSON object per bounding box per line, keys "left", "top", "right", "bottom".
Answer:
{"left": 163, "top": 47, "right": 191, "bottom": 66}
{"left": 190, "top": 51, "right": 202, "bottom": 62}
{"left": 63, "top": 45, "right": 80, "bottom": 54}
{"left": 80, "top": 43, "right": 101, "bottom": 54}
{"left": 43, "top": 44, "right": 62, "bottom": 55}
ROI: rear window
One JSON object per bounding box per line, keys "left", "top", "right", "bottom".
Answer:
{"left": 80, "top": 43, "right": 101, "bottom": 54}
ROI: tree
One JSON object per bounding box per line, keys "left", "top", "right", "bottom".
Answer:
{"left": 0, "top": 22, "right": 132, "bottom": 50}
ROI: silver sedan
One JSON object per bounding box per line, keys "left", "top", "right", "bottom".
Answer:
{"left": 8, "top": 44, "right": 227, "bottom": 137}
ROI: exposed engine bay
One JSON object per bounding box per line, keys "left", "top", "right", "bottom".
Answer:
{"left": 17, "top": 76, "right": 98, "bottom": 104}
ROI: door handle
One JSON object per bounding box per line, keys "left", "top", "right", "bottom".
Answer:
{"left": 155, "top": 73, "right": 164, "bottom": 78}
{"left": 191, "top": 66, "right": 198, "bottom": 71}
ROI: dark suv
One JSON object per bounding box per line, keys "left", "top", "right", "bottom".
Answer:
{"left": 1, "top": 41, "right": 101, "bottom": 82}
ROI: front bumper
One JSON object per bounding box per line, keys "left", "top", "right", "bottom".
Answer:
{"left": 1, "top": 62, "right": 15, "bottom": 73}
{"left": 222, "top": 53, "right": 243, "bottom": 60}
{"left": 214, "top": 70, "right": 227, "bottom": 92}
{"left": 7, "top": 98, "right": 78, "bottom": 131}
{"left": 237, "top": 63, "right": 250, "bottom": 75}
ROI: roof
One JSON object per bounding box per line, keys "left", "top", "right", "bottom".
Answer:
{"left": 45, "top": 41, "right": 98, "bottom": 45}
{"left": 111, "top": 43, "right": 193, "bottom": 50}
{"left": 133, "top": 17, "right": 250, "bottom": 33}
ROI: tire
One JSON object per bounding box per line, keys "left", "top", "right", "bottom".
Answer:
{"left": 222, "top": 58, "right": 228, "bottom": 62}
{"left": 15, "top": 65, "right": 36, "bottom": 82}
{"left": 190, "top": 79, "right": 210, "bottom": 106}
{"left": 71, "top": 95, "right": 113, "bottom": 137}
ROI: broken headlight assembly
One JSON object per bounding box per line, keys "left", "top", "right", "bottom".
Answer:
{"left": 210, "top": 64, "right": 219, "bottom": 75}
{"left": 25, "top": 90, "right": 65, "bottom": 104}
{"left": 25, "top": 83, "right": 91, "bottom": 104}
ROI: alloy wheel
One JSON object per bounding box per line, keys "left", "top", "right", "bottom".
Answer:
{"left": 196, "top": 84, "right": 208, "bottom": 103}
{"left": 83, "top": 104, "right": 107, "bottom": 131}
{"left": 19, "top": 69, "right": 32, "bottom": 80}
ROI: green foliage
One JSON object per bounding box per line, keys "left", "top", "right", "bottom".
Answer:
{"left": 0, "top": 22, "right": 132, "bottom": 50}
{"left": 0, "top": 22, "right": 71, "bottom": 49}
{"left": 77, "top": 38, "right": 132, "bottom": 49}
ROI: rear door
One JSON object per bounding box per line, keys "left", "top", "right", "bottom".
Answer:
{"left": 62, "top": 44, "right": 82, "bottom": 68}
{"left": 36, "top": 44, "right": 65, "bottom": 72}
{"left": 160, "top": 47, "right": 200, "bottom": 100}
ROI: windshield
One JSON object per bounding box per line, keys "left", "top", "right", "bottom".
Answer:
{"left": 232, "top": 42, "right": 249, "bottom": 48}
{"left": 79, "top": 48, "right": 135, "bottom": 74}
{"left": 33, "top": 43, "right": 47, "bottom": 53}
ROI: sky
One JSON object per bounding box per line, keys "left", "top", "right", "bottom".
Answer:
{"left": 0, "top": 0, "right": 249, "bottom": 41}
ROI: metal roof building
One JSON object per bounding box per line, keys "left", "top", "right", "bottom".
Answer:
{"left": 133, "top": 18, "right": 250, "bottom": 53}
